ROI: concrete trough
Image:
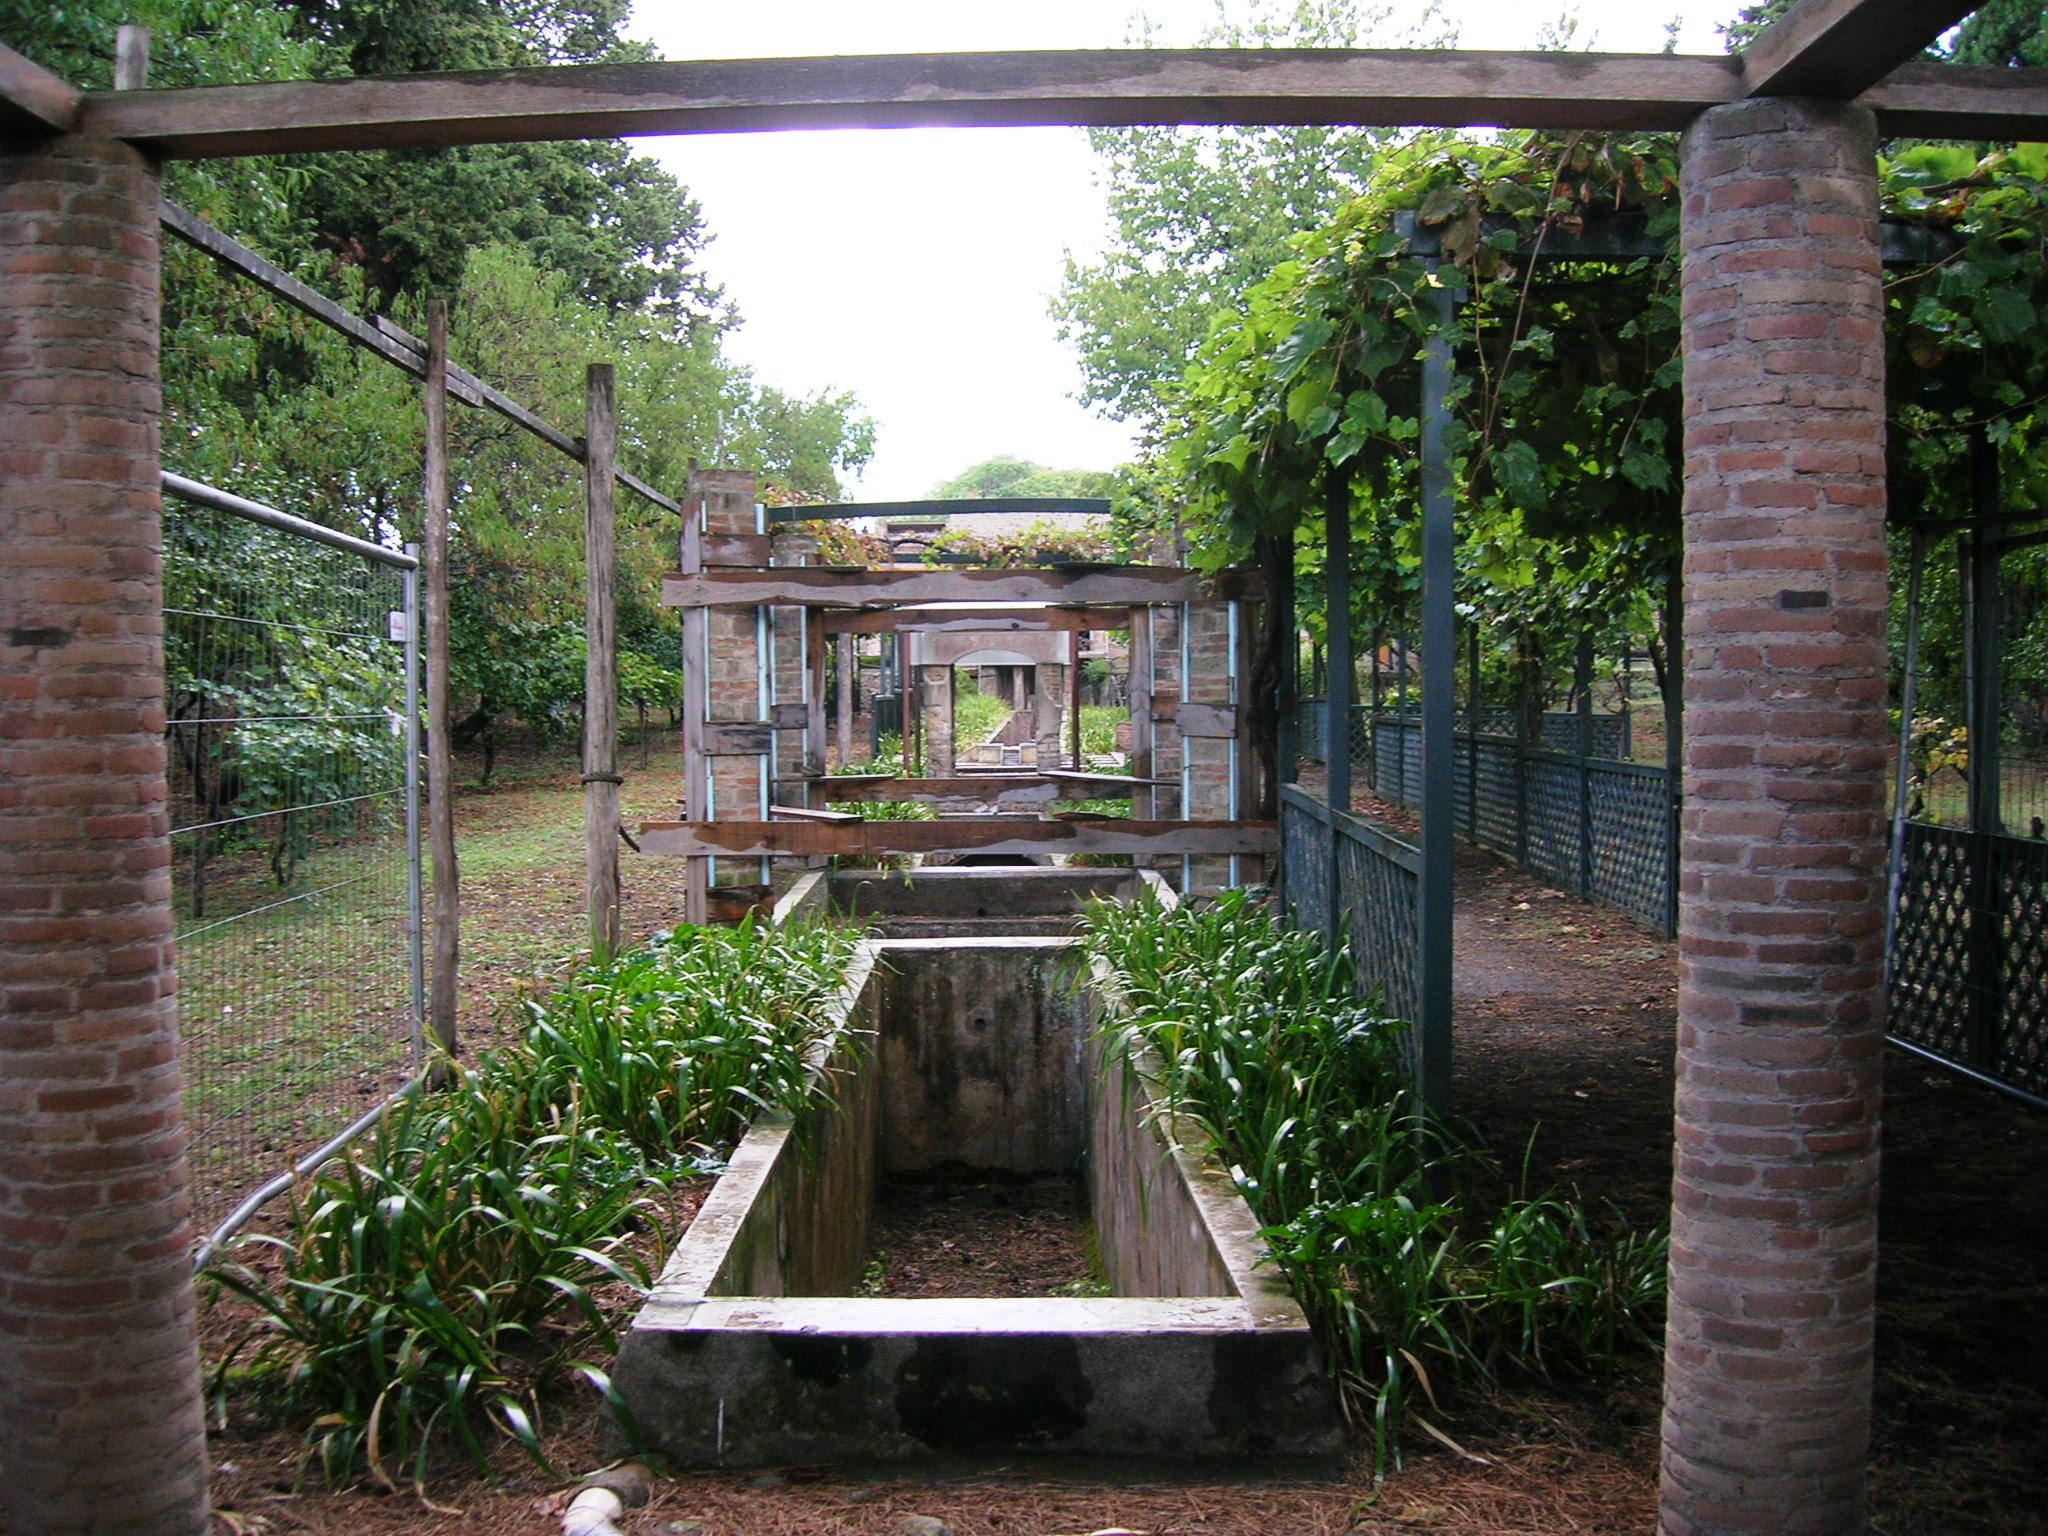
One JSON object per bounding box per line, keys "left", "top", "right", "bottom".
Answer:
{"left": 612, "top": 870, "right": 1342, "bottom": 1470}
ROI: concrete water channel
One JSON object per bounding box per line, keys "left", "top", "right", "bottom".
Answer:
{"left": 613, "top": 868, "right": 1342, "bottom": 1469}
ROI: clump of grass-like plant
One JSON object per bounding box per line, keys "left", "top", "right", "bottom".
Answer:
{"left": 1083, "top": 889, "right": 1666, "bottom": 1470}
{"left": 206, "top": 917, "right": 864, "bottom": 1484}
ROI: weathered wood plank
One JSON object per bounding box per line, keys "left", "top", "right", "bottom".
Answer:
{"left": 78, "top": 50, "right": 1747, "bottom": 157}
{"left": 0, "top": 42, "right": 83, "bottom": 135}
{"left": 768, "top": 700, "right": 808, "bottom": 730}
{"left": 820, "top": 605, "right": 1127, "bottom": 636}
{"left": 583, "top": 363, "right": 622, "bottom": 958}
{"left": 1175, "top": 702, "right": 1239, "bottom": 740}
{"left": 773, "top": 496, "right": 1112, "bottom": 522}
{"left": 819, "top": 776, "right": 1060, "bottom": 806}
{"left": 665, "top": 565, "right": 1261, "bottom": 609}
{"left": 1041, "top": 768, "right": 1174, "bottom": 791}
{"left": 638, "top": 817, "right": 1279, "bottom": 860}
{"left": 1862, "top": 62, "right": 2048, "bottom": 142}
{"left": 769, "top": 803, "right": 861, "bottom": 823}
{"left": 706, "top": 721, "right": 775, "bottom": 755}
{"left": 704, "top": 531, "right": 771, "bottom": 566}
{"left": 1740, "top": 0, "right": 1974, "bottom": 99}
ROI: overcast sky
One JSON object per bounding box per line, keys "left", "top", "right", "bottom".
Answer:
{"left": 626, "top": 1, "right": 1736, "bottom": 500}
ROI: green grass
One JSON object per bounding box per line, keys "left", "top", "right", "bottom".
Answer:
{"left": 953, "top": 686, "right": 1013, "bottom": 749}
{"left": 1083, "top": 889, "right": 1666, "bottom": 1469}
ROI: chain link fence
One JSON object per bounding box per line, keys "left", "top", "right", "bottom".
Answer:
{"left": 162, "top": 474, "right": 423, "bottom": 1234}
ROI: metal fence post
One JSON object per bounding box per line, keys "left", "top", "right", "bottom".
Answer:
{"left": 1325, "top": 473, "right": 1353, "bottom": 948}
{"left": 1576, "top": 631, "right": 1595, "bottom": 904}
{"left": 1417, "top": 273, "right": 1459, "bottom": 1123}
{"left": 403, "top": 547, "right": 425, "bottom": 1064}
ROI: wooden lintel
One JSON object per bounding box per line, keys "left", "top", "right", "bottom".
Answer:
{"left": 704, "top": 531, "right": 771, "bottom": 566}
{"left": 821, "top": 606, "right": 1126, "bottom": 636}
{"left": 774, "top": 496, "right": 1113, "bottom": 523}
{"left": 1861, "top": 62, "right": 2048, "bottom": 142}
{"left": 705, "top": 721, "right": 774, "bottom": 755}
{"left": 1176, "top": 702, "right": 1239, "bottom": 740}
{"left": 664, "top": 565, "right": 1260, "bottom": 609}
{"left": 1741, "top": 0, "right": 1974, "bottom": 99}
{"left": 0, "top": 42, "right": 83, "bottom": 136}
{"left": 768, "top": 701, "right": 808, "bottom": 730}
{"left": 78, "top": 50, "right": 1747, "bottom": 158}
{"left": 770, "top": 803, "right": 861, "bottom": 823}
{"left": 1040, "top": 768, "right": 1174, "bottom": 791}
{"left": 819, "top": 776, "right": 1061, "bottom": 805}
{"left": 637, "top": 817, "right": 1278, "bottom": 860}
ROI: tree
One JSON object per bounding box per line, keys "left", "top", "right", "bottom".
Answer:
{"left": 1052, "top": 0, "right": 1445, "bottom": 431}
{"left": 931, "top": 456, "right": 1118, "bottom": 499}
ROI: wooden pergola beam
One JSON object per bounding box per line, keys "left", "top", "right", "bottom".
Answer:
{"left": 820, "top": 605, "right": 1124, "bottom": 636}
{"left": 665, "top": 564, "right": 1262, "bottom": 609}
{"left": 1860, "top": 61, "right": 2048, "bottom": 141}
{"left": 74, "top": 49, "right": 1748, "bottom": 157}
{"left": 638, "top": 816, "right": 1276, "bottom": 860}
{"left": 1740, "top": 0, "right": 1976, "bottom": 99}
{"left": 0, "top": 42, "right": 81, "bottom": 136}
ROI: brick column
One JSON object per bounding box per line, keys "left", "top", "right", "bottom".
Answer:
{"left": 1664, "top": 98, "right": 1888, "bottom": 1536}
{"left": 0, "top": 137, "right": 211, "bottom": 1534}
{"left": 700, "top": 472, "right": 764, "bottom": 890}
{"left": 1033, "top": 661, "right": 1065, "bottom": 771}
{"left": 1183, "top": 600, "right": 1237, "bottom": 893}
{"left": 918, "top": 664, "right": 955, "bottom": 776}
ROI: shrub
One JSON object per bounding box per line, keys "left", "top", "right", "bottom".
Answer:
{"left": 206, "top": 917, "right": 864, "bottom": 1482}
{"left": 1083, "top": 889, "right": 1666, "bottom": 1470}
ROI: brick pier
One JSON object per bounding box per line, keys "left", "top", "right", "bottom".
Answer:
{"left": 0, "top": 136, "right": 211, "bottom": 1535}
{"left": 1664, "top": 97, "right": 1889, "bottom": 1536}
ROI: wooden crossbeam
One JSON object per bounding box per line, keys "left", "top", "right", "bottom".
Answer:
{"left": 158, "top": 200, "right": 681, "bottom": 515}
{"left": 820, "top": 605, "right": 1125, "bottom": 636}
{"left": 818, "top": 776, "right": 1064, "bottom": 806}
{"left": 1861, "top": 62, "right": 2048, "bottom": 142}
{"left": 773, "top": 497, "right": 1112, "bottom": 523}
{"left": 1740, "top": 0, "right": 1975, "bottom": 99}
{"left": 637, "top": 817, "right": 1277, "bottom": 860}
{"left": 664, "top": 565, "right": 1260, "bottom": 609}
{"left": 74, "top": 50, "right": 1749, "bottom": 158}
{"left": 0, "top": 42, "right": 82, "bottom": 135}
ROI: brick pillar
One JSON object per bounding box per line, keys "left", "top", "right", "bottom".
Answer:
{"left": 919, "top": 664, "right": 955, "bottom": 776}
{"left": 1034, "top": 661, "right": 1066, "bottom": 771}
{"left": 0, "top": 137, "right": 211, "bottom": 1534}
{"left": 1183, "top": 600, "right": 1237, "bottom": 893}
{"left": 700, "top": 471, "right": 764, "bottom": 889}
{"left": 1663, "top": 98, "right": 1888, "bottom": 1536}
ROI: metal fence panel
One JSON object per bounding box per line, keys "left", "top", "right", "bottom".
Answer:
{"left": 1523, "top": 755, "right": 1582, "bottom": 893}
{"left": 1588, "top": 764, "right": 1675, "bottom": 932}
{"left": 163, "top": 490, "right": 421, "bottom": 1222}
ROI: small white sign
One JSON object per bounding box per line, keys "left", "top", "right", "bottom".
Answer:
{"left": 388, "top": 610, "right": 410, "bottom": 643}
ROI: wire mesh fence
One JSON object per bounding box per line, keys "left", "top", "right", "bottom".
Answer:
{"left": 162, "top": 479, "right": 423, "bottom": 1227}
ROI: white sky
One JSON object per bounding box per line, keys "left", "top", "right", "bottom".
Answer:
{"left": 627, "top": 2, "right": 1738, "bottom": 500}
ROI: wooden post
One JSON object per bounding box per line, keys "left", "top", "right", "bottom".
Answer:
{"left": 584, "top": 363, "right": 622, "bottom": 957}
{"left": 836, "top": 632, "right": 854, "bottom": 768}
{"left": 681, "top": 489, "right": 709, "bottom": 925}
{"left": 1130, "top": 610, "right": 1155, "bottom": 819}
{"left": 424, "top": 300, "right": 459, "bottom": 1065}
{"left": 114, "top": 24, "right": 151, "bottom": 90}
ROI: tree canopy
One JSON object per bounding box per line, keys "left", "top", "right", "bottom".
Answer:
{"left": 5, "top": 0, "right": 878, "bottom": 752}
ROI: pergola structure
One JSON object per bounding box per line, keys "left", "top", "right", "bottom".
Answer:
{"left": 3, "top": 5, "right": 2044, "bottom": 1532}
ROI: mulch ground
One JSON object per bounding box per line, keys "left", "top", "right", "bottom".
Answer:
{"left": 867, "top": 1168, "right": 1098, "bottom": 1299}
{"left": 197, "top": 761, "right": 2048, "bottom": 1535}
